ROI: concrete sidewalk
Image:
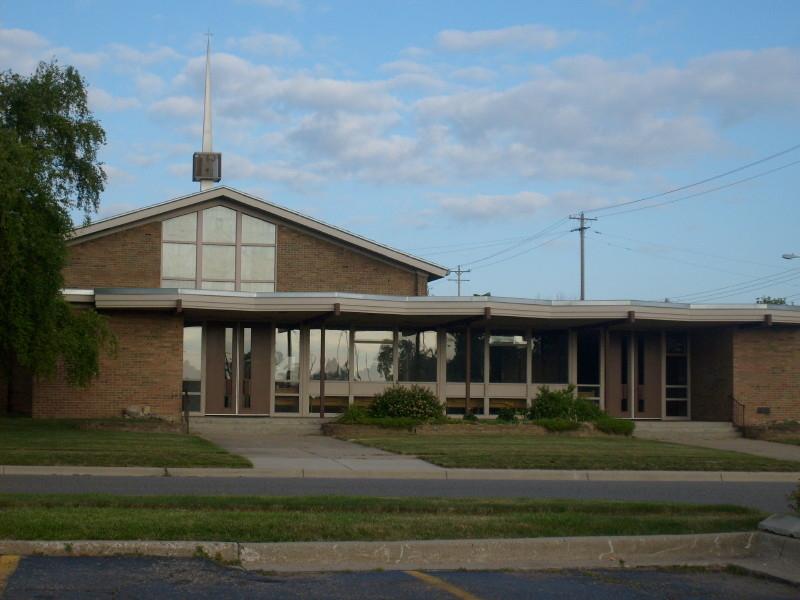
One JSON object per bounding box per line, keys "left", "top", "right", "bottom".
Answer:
{"left": 642, "top": 436, "right": 800, "bottom": 463}
{"left": 1, "top": 464, "right": 798, "bottom": 482}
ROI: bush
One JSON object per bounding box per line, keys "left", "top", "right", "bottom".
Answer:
{"left": 336, "top": 406, "right": 420, "bottom": 429}
{"left": 595, "top": 416, "right": 635, "bottom": 436}
{"left": 462, "top": 411, "right": 479, "bottom": 423}
{"left": 534, "top": 418, "right": 581, "bottom": 432}
{"left": 528, "top": 386, "right": 603, "bottom": 423}
{"left": 369, "top": 385, "right": 444, "bottom": 421}
{"left": 495, "top": 407, "right": 518, "bottom": 423}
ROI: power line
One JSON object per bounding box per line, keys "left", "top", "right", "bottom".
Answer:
{"left": 471, "top": 230, "right": 572, "bottom": 270}
{"left": 671, "top": 267, "right": 800, "bottom": 302}
{"left": 584, "top": 142, "right": 800, "bottom": 215}
{"left": 467, "top": 217, "right": 570, "bottom": 266}
{"left": 447, "top": 265, "right": 471, "bottom": 296}
{"left": 598, "top": 159, "right": 800, "bottom": 219}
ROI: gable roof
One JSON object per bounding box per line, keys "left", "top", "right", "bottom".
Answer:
{"left": 70, "top": 185, "right": 449, "bottom": 279}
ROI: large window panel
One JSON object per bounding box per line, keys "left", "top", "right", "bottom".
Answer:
{"left": 182, "top": 326, "right": 202, "bottom": 412}
{"left": 445, "top": 330, "right": 485, "bottom": 383}
{"left": 310, "top": 329, "right": 350, "bottom": 381}
{"left": 398, "top": 330, "right": 437, "bottom": 382}
{"left": 163, "top": 213, "right": 197, "bottom": 242}
{"left": 354, "top": 330, "right": 394, "bottom": 382}
{"left": 162, "top": 243, "right": 196, "bottom": 279}
{"left": 201, "top": 281, "right": 236, "bottom": 291}
{"left": 202, "top": 206, "right": 236, "bottom": 243}
{"left": 242, "top": 214, "right": 276, "bottom": 244}
{"left": 532, "top": 330, "right": 568, "bottom": 383}
{"left": 489, "top": 331, "right": 527, "bottom": 383}
{"left": 241, "top": 246, "right": 275, "bottom": 281}
{"left": 274, "top": 328, "right": 301, "bottom": 390}
{"left": 240, "top": 282, "right": 275, "bottom": 292}
{"left": 202, "top": 244, "right": 235, "bottom": 280}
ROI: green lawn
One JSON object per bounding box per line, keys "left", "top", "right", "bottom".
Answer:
{"left": 0, "top": 418, "right": 251, "bottom": 468}
{"left": 345, "top": 433, "right": 800, "bottom": 471}
{"left": 0, "top": 494, "right": 764, "bottom": 541}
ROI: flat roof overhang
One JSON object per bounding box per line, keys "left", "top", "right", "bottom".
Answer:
{"left": 64, "top": 288, "right": 800, "bottom": 329}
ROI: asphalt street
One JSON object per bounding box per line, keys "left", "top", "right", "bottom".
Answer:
{"left": 2, "top": 556, "right": 798, "bottom": 599}
{"left": 0, "top": 475, "right": 795, "bottom": 512}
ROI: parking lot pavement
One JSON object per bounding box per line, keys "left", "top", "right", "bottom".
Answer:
{"left": 2, "top": 556, "right": 798, "bottom": 600}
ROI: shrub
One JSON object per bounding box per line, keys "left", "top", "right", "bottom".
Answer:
{"left": 462, "top": 411, "right": 479, "bottom": 423}
{"left": 534, "top": 418, "right": 581, "bottom": 432}
{"left": 369, "top": 385, "right": 444, "bottom": 421}
{"left": 595, "top": 416, "right": 635, "bottom": 436}
{"left": 495, "top": 407, "right": 518, "bottom": 423}
{"left": 336, "top": 406, "right": 420, "bottom": 429}
{"left": 528, "top": 386, "right": 603, "bottom": 423}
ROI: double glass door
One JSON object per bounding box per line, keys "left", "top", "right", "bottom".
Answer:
{"left": 204, "top": 323, "right": 271, "bottom": 415}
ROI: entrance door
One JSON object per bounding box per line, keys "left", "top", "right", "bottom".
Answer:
{"left": 205, "top": 324, "right": 236, "bottom": 414}
{"left": 604, "top": 331, "right": 631, "bottom": 418}
{"left": 604, "top": 331, "right": 662, "bottom": 419}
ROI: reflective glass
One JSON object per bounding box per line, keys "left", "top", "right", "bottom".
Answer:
{"left": 202, "top": 244, "right": 235, "bottom": 280}
{"left": 163, "top": 213, "right": 197, "bottom": 242}
{"left": 241, "top": 214, "right": 276, "bottom": 244}
{"left": 241, "top": 246, "right": 275, "bottom": 281}
{"left": 202, "top": 206, "right": 236, "bottom": 243}
{"left": 162, "top": 243, "right": 196, "bottom": 279}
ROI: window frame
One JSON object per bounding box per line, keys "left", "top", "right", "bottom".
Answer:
{"left": 160, "top": 204, "right": 277, "bottom": 292}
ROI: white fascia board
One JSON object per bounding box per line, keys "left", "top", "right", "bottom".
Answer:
{"left": 87, "top": 289, "right": 800, "bottom": 325}
{"left": 70, "top": 186, "right": 448, "bottom": 279}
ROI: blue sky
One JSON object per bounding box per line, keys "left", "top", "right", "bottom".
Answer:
{"left": 3, "top": 0, "right": 800, "bottom": 302}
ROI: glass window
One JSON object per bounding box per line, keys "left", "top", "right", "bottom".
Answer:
{"left": 163, "top": 213, "right": 197, "bottom": 242}
{"left": 202, "top": 206, "right": 236, "bottom": 243}
{"left": 162, "top": 242, "right": 196, "bottom": 279}
{"left": 577, "top": 331, "right": 600, "bottom": 385}
{"left": 531, "top": 330, "right": 568, "bottom": 383}
{"left": 201, "top": 281, "right": 236, "bottom": 291}
{"left": 202, "top": 244, "right": 235, "bottom": 280}
{"left": 182, "top": 326, "right": 202, "bottom": 412}
{"left": 240, "top": 282, "right": 275, "bottom": 292}
{"left": 445, "top": 330, "right": 485, "bottom": 383}
{"left": 489, "top": 331, "right": 527, "bottom": 383}
{"left": 224, "top": 327, "right": 234, "bottom": 409}
{"left": 162, "top": 279, "right": 193, "bottom": 288}
{"left": 241, "top": 246, "right": 275, "bottom": 281}
{"left": 666, "top": 356, "right": 687, "bottom": 386}
{"left": 398, "top": 330, "right": 437, "bottom": 382}
{"left": 310, "top": 329, "right": 350, "bottom": 381}
{"left": 242, "top": 327, "right": 252, "bottom": 409}
{"left": 242, "top": 214, "right": 275, "bottom": 244}
{"left": 275, "top": 328, "right": 301, "bottom": 384}
{"left": 354, "top": 330, "right": 394, "bottom": 382}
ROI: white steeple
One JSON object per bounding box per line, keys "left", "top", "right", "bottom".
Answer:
{"left": 192, "top": 31, "right": 222, "bottom": 190}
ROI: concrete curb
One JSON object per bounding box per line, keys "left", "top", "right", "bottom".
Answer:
{"left": 1, "top": 464, "right": 799, "bottom": 482}
{"left": 1, "top": 532, "right": 797, "bottom": 582}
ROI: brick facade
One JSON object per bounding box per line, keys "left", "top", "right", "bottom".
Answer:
{"left": 276, "top": 224, "right": 427, "bottom": 296}
{"left": 63, "top": 222, "right": 162, "bottom": 289}
{"left": 690, "top": 327, "right": 733, "bottom": 421}
{"left": 32, "top": 311, "right": 183, "bottom": 420}
{"left": 732, "top": 326, "right": 800, "bottom": 425}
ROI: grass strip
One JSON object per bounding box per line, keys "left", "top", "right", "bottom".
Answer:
{"left": 345, "top": 434, "right": 800, "bottom": 471}
{"left": 0, "top": 419, "right": 251, "bottom": 468}
{"left": 0, "top": 494, "right": 764, "bottom": 542}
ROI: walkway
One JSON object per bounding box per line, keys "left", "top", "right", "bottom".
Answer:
{"left": 195, "top": 427, "right": 443, "bottom": 475}
{"left": 637, "top": 435, "right": 800, "bottom": 463}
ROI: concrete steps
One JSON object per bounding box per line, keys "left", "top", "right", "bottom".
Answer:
{"left": 189, "top": 417, "right": 333, "bottom": 436}
{"left": 634, "top": 421, "right": 741, "bottom": 440}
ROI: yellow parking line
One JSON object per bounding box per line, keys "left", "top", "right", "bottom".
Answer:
{"left": 0, "top": 555, "right": 20, "bottom": 595}
{"left": 405, "top": 570, "right": 483, "bottom": 600}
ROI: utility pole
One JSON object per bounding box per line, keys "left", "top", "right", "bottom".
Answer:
{"left": 447, "top": 265, "right": 471, "bottom": 296}
{"left": 569, "top": 212, "right": 597, "bottom": 301}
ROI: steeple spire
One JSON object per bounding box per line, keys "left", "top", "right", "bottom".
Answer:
{"left": 192, "top": 31, "right": 222, "bottom": 191}
{"left": 201, "top": 31, "right": 213, "bottom": 156}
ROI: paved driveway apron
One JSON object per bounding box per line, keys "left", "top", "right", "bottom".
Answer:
{"left": 195, "top": 429, "right": 443, "bottom": 474}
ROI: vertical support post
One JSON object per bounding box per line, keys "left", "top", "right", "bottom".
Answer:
{"left": 570, "top": 211, "right": 597, "bottom": 301}
{"left": 319, "top": 325, "right": 326, "bottom": 418}
{"left": 465, "top": 325, "right": 472, "bottom": 416}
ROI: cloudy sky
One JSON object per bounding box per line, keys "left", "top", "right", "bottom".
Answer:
{"left": 3, "top": 0, "right": 800, "bottom": 302}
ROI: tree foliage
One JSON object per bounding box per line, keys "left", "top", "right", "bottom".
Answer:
{"left": 0, "top": 61, "right": 114, "bottom": 386}
{"left": 756, "top": 296, "right": 787, "bottom": 305}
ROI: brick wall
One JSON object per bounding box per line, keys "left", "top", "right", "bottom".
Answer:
{"left": 732, "top": 326, "right": 800, "bottom": 425}
{"left": 276, "top": 224, "right": 427, "bottom": 296}
{"left": 690, "top": 327, "right": 733, "bottom": 421}
{"left": 64, "top": 222, "right": 161, "bottom": 289}
{"left": 32, "top": 311, "right": 183, "bottom": 419}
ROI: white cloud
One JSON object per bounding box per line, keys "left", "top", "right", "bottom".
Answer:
{"left": 438, "top": 191, "right": 552, "bottom": 220}
{"left": 227, "top": 33, "right": 302, "bottom": 57}
{"left": 135, "top": 72, "right": 165, "bottom": 96}
{"left": 437, "top": 24, "right": 574, "bottom": 52}
{"left": 87, "top": 87, "right": 140, "bottom": 111}
{"left": 149, "top": 95, "right": 202, "bottom": 119}
{"left": 107, "top": 43, "right": 181, "bottom": 65}
{"left": 451, "top": 66, "right": 496, "bottom": 83}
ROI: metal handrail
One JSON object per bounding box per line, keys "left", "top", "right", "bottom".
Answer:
{"left": 730, "top": 394, "right": 745, "bottom": 429}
